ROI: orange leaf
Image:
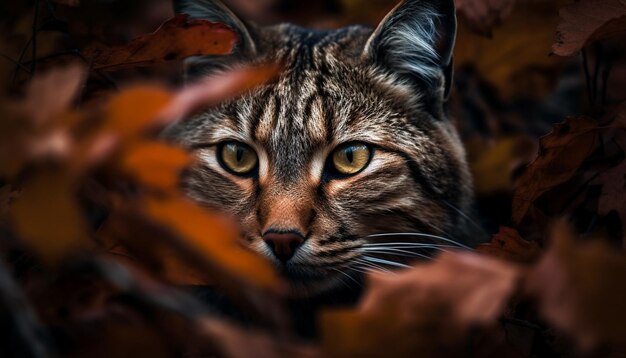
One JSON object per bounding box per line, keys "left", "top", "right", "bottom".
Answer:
{"left": 144, "top": 196, "right": 281, "bottom": 291}
{"left": 85, "top": 14, "right": 237, "bottom": 71}
{"left": 159, "top": 62, "right": 281, "bottom": 121}
{"left": 120, "top": 142, "right": 192, "bottom": 191}
{"left": 103, "top": 86, "right": 173, "bottom": 139}
{"left": 10, "top": 170, "right": 91, "bottom": 263}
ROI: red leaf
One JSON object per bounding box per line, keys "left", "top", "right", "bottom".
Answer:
{"left": 552, "top": 0, "right": 626, "bottom": 56}
{"left": 512, "top": 117, "right": 598, "bottom": 225}
{"left": 456, "top": 0, "right": 516, "bottom": 35}
{"left": 84, "top": 14, "right": 237, "bottom": 71}
{"left": 478, "top": 227, "right": 541, "bottom": 263}
{"left": 321, "top": 252, "right": 520, "bottom": 357}
{"left": 526, "top": 222, "right": 626, "bottom": 348}
{"left": 159, "top": 63, "right": 281, "bottom": 122}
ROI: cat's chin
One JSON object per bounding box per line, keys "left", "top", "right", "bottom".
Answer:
{"left": 281, "top": 268, "right": 363, "bottom": 299}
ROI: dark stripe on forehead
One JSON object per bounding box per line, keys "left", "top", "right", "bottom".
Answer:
{"left": 248, "top": 88, "right": 271, "bottom": 141}
{"left": 302, "top": 94, "right": 319, "bottom": 132}
{"left": 270, "top": 94, "right": 282, "bottom": 137}
{"left": 314, "top": 61, "right": 335, "bottom": 143}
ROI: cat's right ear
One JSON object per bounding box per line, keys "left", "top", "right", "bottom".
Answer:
{"left": 363, "top": 0, "right": 456, "bottom": 100}
{"left": 173, "top": 0, "right": 257, "bottom": 77}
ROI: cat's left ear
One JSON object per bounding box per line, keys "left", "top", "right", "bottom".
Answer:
{"left": 363, "top": 0, "right": 456, "bottom": 100}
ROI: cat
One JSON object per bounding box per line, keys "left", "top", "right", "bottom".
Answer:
{"left": 167, "top": 0, "right": 474, "bottom": 299}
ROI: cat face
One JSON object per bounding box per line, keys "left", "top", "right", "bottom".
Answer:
{"left": 169, "top": 0, "right": 472, "bottom": 296}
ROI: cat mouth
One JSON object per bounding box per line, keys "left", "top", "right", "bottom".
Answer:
{"left": 280, "top": 264, "right": 328, "bottom": 282}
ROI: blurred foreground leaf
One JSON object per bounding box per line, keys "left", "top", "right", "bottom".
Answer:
{"left": 321, "top": 252, "right": 520, "bottom": 357}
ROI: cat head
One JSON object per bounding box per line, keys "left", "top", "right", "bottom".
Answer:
{"left": 168, "top": 0, "right": 472, "bottom": 296}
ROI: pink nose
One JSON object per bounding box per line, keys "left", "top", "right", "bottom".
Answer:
{"left": 262, "top": 231, "right": 305, "bottom": 263}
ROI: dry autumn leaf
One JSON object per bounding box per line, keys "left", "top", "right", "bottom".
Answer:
{"left": 198, "top": 319, "right": 321, "bottom": 358}
{"left": 526, "top": 222, "right": 626, "bottom": 349}
{"left": 143, "top": 195, "right": 281, "bottom": 292}
{"left": 102, "top": 86, "right": 173, "bottom": 139}
{"left": 512, "top": 117, "right": 599, "bottom": 225}
{"left": 160, "top": 62, "right": 281, "bottom": 122}
{"left": 119, "top": 141, "right": 192, "bottom": 191}
{"left": 552, "top": 0, "right": 626, "bottom": 56}
{"left": 101, "top": 63, "right": 279, "bottom": 139}
{"left": 10, "top": 170, "right": 91, "bottom": 263}
{"left": 468, "top": 136, "right": 535, "bottom": 195}
{"left": 321, "top": 252, "right": 520, "bottom": 357}
{"left": 84, "top": 14, "right": 237, "bottom": 71}
{"left": 478, "top": 227, "right": 541, "bottom": 263}
{"left": 0, "top": 65, "right": 85, "bottom": 177}
{"left": 455, "top": 0, "right": 516, "bottom": 35}
{"left": 454, "top": 1, "right": 566, "bottom": 99}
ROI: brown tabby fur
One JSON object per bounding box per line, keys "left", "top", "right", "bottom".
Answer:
{"left": 167, "top": 0, "right": 474, "bottom": 297}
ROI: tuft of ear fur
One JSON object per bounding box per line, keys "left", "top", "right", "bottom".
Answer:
{"left": 173, "top": 0, "right": 257, "bottom": 78}
{"left": 363, "top": 0, "right": 456, "bottom": 100}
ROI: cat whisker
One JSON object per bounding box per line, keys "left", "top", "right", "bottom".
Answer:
{"left": 363, "top": 232, "right": 472, "bottom": 249}
{"left": 443, "top": 200, "right": 487, "bottom": 237}
{"left": 361, "top": 243, "right": 456, "bottom": 249}
{"left": 331, "top": 267, "right": 361, "bottom": 288}
{"left": 360, "top": 256, "right": 411, "bottom": 269}
{"left": 358, "top": 248, "right": 438, "bottom": 260}
{"left": 353, "top": 258, "right": 393, "bottom": 274}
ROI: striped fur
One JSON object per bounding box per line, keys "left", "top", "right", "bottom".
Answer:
{"left": 168, "top": 0, "right": 472, "bottom": 296}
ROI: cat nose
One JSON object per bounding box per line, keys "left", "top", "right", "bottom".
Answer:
{"left": 262, "top": 230, "right": 305, "bottom": 264}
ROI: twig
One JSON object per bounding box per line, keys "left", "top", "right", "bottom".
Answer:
{"left": 601, "top": 57, "right": 613, "bottom": 107}
{"left": 31, "top": 0, "right": 40, "bottom": 75}
{"left": 501, "top": 317, "right": 543, "bottom": 331}
{"left": 0, "top": 53, "right": 31, "bottom": 74}
{"left": 591, "top": 43, "right": 603, "bottom": 110}
{"left": 0, "top": 259, "right": 49, "bottom": 358}
{"left": 581, "top": 48, "right": 594, "bottom": 110}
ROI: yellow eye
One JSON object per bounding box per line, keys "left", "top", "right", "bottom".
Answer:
{"left": 219, "top": 142, "right": 258, "bottom": 175}
{"left": 331, "top": 143, "right": 372, "bottom": 175}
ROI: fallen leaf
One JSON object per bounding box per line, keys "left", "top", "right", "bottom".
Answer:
{"left": 0, "top": 66, "right": 85, "bottom": 177}
{"left": 526, "top": 222, "right": 626, "bottom": 349}
{"left": 10, "top": 170, "right": 91, "bottom": 263}
{"left": 159, "top": 62, "right": 281, "bottom": 122}
{"left": 102, "top": 86, "right": 173, "bottom": 139}
{"left": 456, "top": 0, "right": 516, "bottom": 35}
{"left": 84, "top": 14, "right": 237, "bottom": 71}
{"left": 454, "top": 1, "right": 566, "bottom": 99}
{"left": 478, "top": 227, "right": 541, "bottom": 263}
{"left": 321, "top": 252, "right": 520, "bottom": 357}
{"left": 198, "top": 318, "right": 321, "bottom": 358}
{"left": 595, "top": 135, "right": 626, "bottom": 244}
{"left": 552, "top": 0, "right": 626, "bottom": 56}
{"left": 22, "top": 64, "right": 85, "bottom": 126}
{"left": 468, "top": 136, "right": 535, "bottom": 195}
{"left": 512, "top": 117, "right": 598, "bottom": 225}
{"left": 119, "top": 141, "right": 192, "bottom": 191}
{"left": 143, "top": 195, "right": 281, "bottom": 292}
